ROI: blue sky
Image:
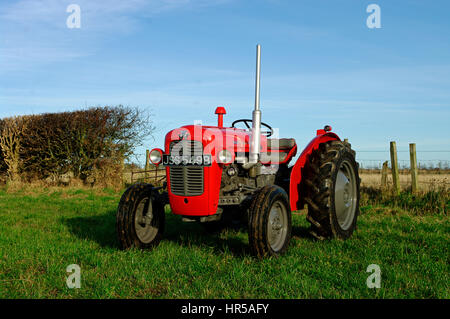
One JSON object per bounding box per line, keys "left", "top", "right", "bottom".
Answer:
{"left": 1, "top": 0, "right": 449, "bottom": 167}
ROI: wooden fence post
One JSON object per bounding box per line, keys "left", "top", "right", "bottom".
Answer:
{"left": 381, "top": 161, "right": 388, "bottom": 190}
{"left": 409, "top": 143, "right": 418, "bottom": 193}
{"left": 390, "top": 141, "right": 400, "bottom": 195}
{"left": 145, "top": 149, "right": 150, "bottom": 181}
{"left": 121, "top": 157, "right": 125, "bottom": 185}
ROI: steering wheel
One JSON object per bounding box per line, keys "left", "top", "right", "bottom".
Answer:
{"left": 231, "top": 119, "right": 274, "bottom": 137}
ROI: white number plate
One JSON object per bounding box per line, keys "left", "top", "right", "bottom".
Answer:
{"left": 162, "top": 155, "right": 211, "bottom": 166}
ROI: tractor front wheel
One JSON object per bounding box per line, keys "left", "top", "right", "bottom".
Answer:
{"left": 116, "top": 183, "right": 165, "bottom": 250}
{"left": 248, "top": 185, "right": 292, "bottom": 258}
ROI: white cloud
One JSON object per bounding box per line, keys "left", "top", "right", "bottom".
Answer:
{"left": 0, "top": 0, "right": 231, "bottom": 72}
{"left": 0, "top": 0, "right": 232, "bottom": 29}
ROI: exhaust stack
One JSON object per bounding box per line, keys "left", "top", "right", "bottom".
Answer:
{"left": 249, "top": 44, "right": 262, "bottom": 164}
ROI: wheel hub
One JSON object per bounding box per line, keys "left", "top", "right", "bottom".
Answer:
{"left": 138, "top": 213, "right": 153, "bottom": 226}
{"left": 335, "top": 160, "right": 357, "bottom": 231}
{"left": 343, "top": 180, "right": 350, "bottom": 206}
{"left": 134, "top": 197, "right": 158, "bottom": 243}
{"left": 267, "top": 201, "right": 288, "bottom": 252}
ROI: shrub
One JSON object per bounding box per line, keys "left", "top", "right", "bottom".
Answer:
{"left": 0, "top": 106, "right": 154, "bottom": 187}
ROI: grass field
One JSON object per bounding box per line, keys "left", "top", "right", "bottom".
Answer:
{"left": 359, "top": 171, "right": 449, "bottom": 191}
{"left": 0, "top": 186, "right": 448, "bottom": 299}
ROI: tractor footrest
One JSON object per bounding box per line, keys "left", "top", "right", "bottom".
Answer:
{"left": 181, "top": 210, "right": 223, "bottom": 223}
{"left": 218, "top": 196, "right": 242, "bottom": 205}
{"left": 199, "top": 214, "right": 222, "bottom": 223}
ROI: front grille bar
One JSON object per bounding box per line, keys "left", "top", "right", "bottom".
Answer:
{"left": 169, "top": 140, "right": 204, "bottom": 196}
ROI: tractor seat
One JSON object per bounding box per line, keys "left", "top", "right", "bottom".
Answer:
{"left": 267, "top": 138, "right": 296, "bottom": 150}
{"left": 260, "top": 138, "right": 297, "bottom": 164}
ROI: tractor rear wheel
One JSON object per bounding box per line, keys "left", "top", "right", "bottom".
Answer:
{"left": 248, "top": 185, "right": 292, "bottom": 258}
{"left": 116, "top": 183, "right": 165, "bottom": 250}
{"left": 303, "top": 140, "right": 360, "bottom": 240}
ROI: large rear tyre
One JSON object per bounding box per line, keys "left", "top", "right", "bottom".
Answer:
{"left": 248, "top": 185, "right": 292, "bottom": 258}
{"left": 303, "top": 140, "right": 360, "bottom": 240}
{"left": 116, "top": 183, "right": 165, "bottom": 250}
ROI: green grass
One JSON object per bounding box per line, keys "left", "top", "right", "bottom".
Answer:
{"left": 361, "top": 186, "right": 449, "bottom": 215}
{"left": 0, "top": 187, "right": 448, "bottom": 298}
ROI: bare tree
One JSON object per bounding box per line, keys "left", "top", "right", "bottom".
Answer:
{"left": 0, "top": 116, "right": 29, "bottom": 181}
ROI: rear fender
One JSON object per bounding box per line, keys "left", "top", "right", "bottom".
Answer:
{"left": 289, "top": 132, "right": 340, "bottom": 211}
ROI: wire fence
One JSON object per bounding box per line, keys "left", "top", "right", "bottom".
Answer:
{"left": 356, "top": 150, "right": 450, "bottom": 169}
{"left": 357, "top": 159, "right": 450, "bottom": 170}
{"left": 127, "top": 148, "right": 450, "bottom": 191}
{"left": 129, "top": 152, "right": 450, "bottom": 170}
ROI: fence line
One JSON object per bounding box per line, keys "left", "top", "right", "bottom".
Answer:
{"left": 360, "top": 142, "right": 449, "bottom": 192}
{"left": 127, "top": 145, "right": 449, "bottom": 192}
{"left": 129, "top": 167, "right": 166, "bottom": 184}
{"left": 358, "top": 160, "right": 450, "bottom": 170}
{"left": 131, "top": 155, "right": 450, "bottom": 170}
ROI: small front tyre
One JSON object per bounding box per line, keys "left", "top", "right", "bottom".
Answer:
{"left": 116, "top": 183, "right": 165, "bottom": 250}
{"left": 248, "top": 185, "right": 292, "bottom": 258}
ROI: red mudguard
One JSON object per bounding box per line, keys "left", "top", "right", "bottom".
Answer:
{"left": 289, "top": 131, "right": 340, "bottom": 211}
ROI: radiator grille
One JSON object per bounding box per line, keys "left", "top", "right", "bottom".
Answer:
{"left": 169, "top": 140, "right": 204, "bottom": 196}
{"left": 169, "top": 140, "right": 203, "bottom": 156}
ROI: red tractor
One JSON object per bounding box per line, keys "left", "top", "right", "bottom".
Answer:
{"left": 116, "top": 45, "right": 360, "bottom": 258}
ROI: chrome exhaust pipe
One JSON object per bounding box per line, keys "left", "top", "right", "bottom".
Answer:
{"left": 249, "top": 44, "right": 262, "bottom": 164}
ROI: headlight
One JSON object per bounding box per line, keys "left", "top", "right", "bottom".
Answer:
{"left": 149, "top": 148, "right": 163, "bottom": 165}
{"left": 217, "top": 149, "right": 233, "bottom": 164}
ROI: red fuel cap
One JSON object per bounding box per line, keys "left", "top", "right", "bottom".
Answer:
{"left": 215, "top": 106, "right": 226, "bottom": 127}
